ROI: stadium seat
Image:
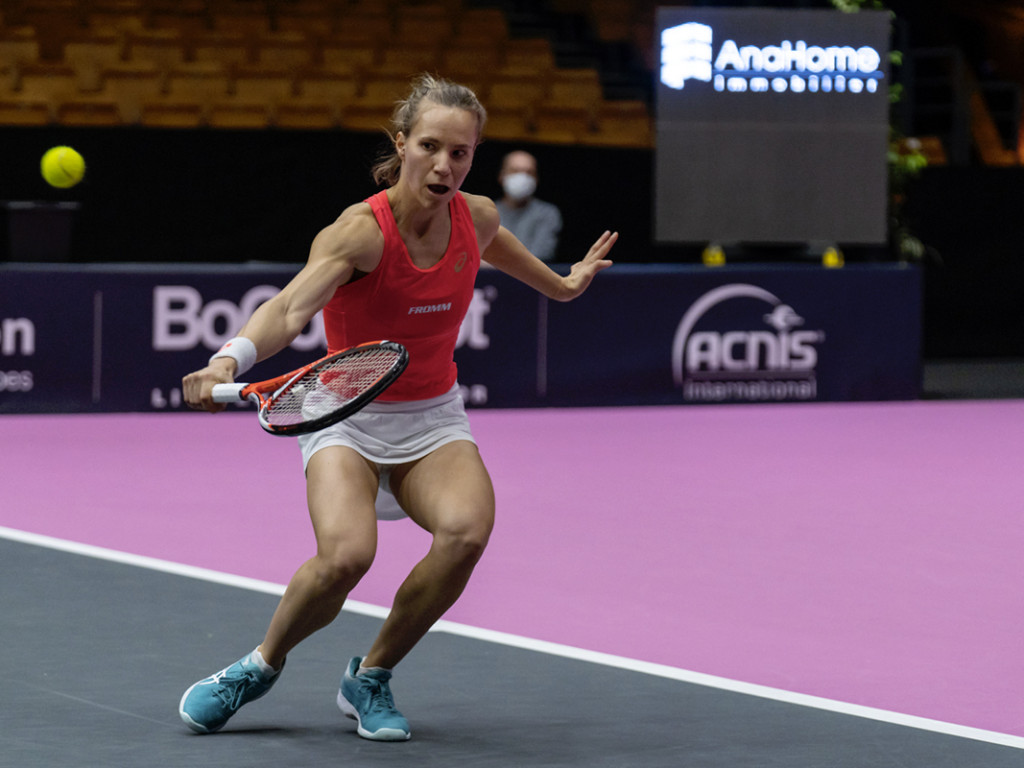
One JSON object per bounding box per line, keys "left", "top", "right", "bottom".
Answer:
{"left": 255, "top": 30, "right": 316, "bottom": 71}
{"left": 502, "top": 38, "right": 556, "bottom": 71}
{"left": 0, "top": 0, "right": 661, "bottom": 148}
{"left": 99, "top": 60, "right": 164, "bottom": 121}
{"left": 62, "top": 31, "right": 125, "bottom": 86}
{"left": 56, "top": 97, "right": 122, "bottom": 125}
{"left": 357, "top": 72, "right": 416, "bottom": 109}
{"left": 138, "top": 100, "right": 205, "bottom": 127}
{"left": 339, "top": 102, "right": 393, "bottom": 133}
{"left": 488, "top": 68, "right": 548, "bottom": 110}
{"left": 191, "top": 31, "right": 252, "bottom": 67}
{"left": 332, "top": 10, "right": 392, "bottom": 48}
{"left": 321, "top": 42, "right": 377, "bottom": 70}
{"left": 163, "top": 61, "right": 231, "bottom": 107}
{"left": 17, "top": 2, "right": 87, "bottom": 58}
{"left": 393, "top": 5, "right": 454, "bottom": 45}
{"left": 274, "top": 100, "right": 338, "bottom": 129}
{"left": 231, "top": 65, "right": 296, "bottom": 106}
{"left": 452, "top": 8, "right": 509, "bottom": 47}
{"left": 543, "top": 67, "right": 603, "bottom": 109}
{"left": 15, "top": 62, "right": 83, "bottom": 102}
{"left": 0, "top": 30, "right": 41, "bottom": 68}
{"left": 532, "top": 103, "right": 595, "bottom": 144}
{"left": 84, "top": 1, "right": 148, "bottom": 33}
{"left": 124, "top": 28, "right": 187, "bottom": 68}
{"left": 0, "top": 96, "right": 51, "bottom": 125}
{"left": 377, "top": 44, "right": 440, "bottom": 76}
{"left": 584, "top": 99, "right": 653, "bottom": 148}
{"left": 293, "top": 64, "right": 359, "bottom": 108}
{"left": 211, "top": 2, "right": 271, "bottom": 36}
{"left": 273, "top": 1, "right": 336, "bottom": 37}
{"left": 438, "top": 42, "right": 503, "bottom": 82}
{"left": 481, "top": 104, "right": 532, "bottom": 141}
{"left": 207, "top": 102, "right": 271, "bottom": 128}
{"left": 147, "top": 0, "right": 210, "bottom": 34}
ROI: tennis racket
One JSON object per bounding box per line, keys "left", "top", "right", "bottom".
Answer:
{"left": 212, "top": 340, "right": 408, "bottom": 436}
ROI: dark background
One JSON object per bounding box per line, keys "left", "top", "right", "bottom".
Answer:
{"left": 2, "top": 123, "right": 1022, "bottom": 360}
{"left": 0, "top": 125, "right": 654, "bottom": 266}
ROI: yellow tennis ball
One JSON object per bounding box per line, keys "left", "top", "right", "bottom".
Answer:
{"left": 41, "top": 146, "right": 86, "bottom": 188}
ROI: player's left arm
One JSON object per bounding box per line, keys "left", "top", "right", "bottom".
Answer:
{"left": 466, "top": 193, "right": 615, "bottom": 302}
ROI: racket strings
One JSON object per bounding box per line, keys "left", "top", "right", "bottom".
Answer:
{"left": 263, "top": 349, "right": 402, "bottom": 426}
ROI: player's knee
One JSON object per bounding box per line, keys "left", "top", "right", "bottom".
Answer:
{"left": 434, "top": 511, "right": 493, "bottom": 566}
{"left": 314, "top": 545, "right": 374, "bottom": 591}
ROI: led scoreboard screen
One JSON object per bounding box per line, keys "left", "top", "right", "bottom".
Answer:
{"left": 655, "top": 8, "right": 891, "bottom": 245}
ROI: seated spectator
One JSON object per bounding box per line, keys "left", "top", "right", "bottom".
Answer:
{"left": 494, "top": 150, "right": 562, "bottom": 262}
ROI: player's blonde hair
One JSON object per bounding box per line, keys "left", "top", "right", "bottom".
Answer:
{"left": 371, "top": 73, "right": 487, "bottom": 187}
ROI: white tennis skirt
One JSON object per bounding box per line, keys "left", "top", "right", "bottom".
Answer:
{"left": 296, "top": 384, "right": 476, "bottom": 520}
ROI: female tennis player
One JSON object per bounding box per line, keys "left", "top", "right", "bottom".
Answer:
{"left": 179, "top": 73, "right": 616, "bottom": 741}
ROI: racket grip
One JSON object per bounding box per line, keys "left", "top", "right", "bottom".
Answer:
{"left": 212, "top": 383, "right": 247, "bottom": 403}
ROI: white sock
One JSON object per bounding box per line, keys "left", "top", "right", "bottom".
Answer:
{"left": 251, "top": 647, "right": 279, "bottom": 677}
{"left": 357, "top": 662, "right": 390, "bottom": 677}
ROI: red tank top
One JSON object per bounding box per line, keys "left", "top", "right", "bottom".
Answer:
{"left": 321, "top": 190, "right": 480, "bottom": 401}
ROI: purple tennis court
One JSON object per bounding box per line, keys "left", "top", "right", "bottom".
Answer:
{"left": 3, "top": 398, "right": 1023, "bottom": 762}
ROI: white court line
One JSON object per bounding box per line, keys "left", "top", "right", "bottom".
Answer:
{"left": 4, "top": 525, "right": 1023, "bottom": 752}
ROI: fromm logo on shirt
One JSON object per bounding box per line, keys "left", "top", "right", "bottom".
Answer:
{"left": 408, "top": 303, "right": 453, "bottom": 315}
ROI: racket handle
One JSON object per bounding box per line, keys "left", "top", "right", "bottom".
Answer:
{"left": 212, "top": 383, "right": 247, "bottom": 403}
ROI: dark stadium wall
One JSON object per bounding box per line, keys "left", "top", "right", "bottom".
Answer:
{"left": 0, "top": 125, "right": 654, "bottom": 266}
{"left": 2, "top": 125, "right": 1024, "bottom": 358}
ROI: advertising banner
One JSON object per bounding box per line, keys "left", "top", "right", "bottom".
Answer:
{"left": 655, "top": 7, "right": 891, "bottom": 244}
{"left": 0, "top": 263, "right": 920, "bottom": 414}
{"left": 545, "top": 265, "right": 920, "bottom": 406}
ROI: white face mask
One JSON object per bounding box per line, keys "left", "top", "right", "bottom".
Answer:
{"left": 502, "top": 172, "right": 537, "bottom": 201}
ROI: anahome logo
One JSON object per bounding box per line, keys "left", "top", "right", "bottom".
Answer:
{"left": 661, "top": 21, "right": 884, "bottom": 94}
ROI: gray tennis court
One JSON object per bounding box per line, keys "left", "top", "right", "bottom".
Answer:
{"left": 4, "top": 536, "right": 1022, "bottom": 768}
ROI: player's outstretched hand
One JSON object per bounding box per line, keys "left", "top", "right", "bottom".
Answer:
{"left": 560, "top": 230, "right": 617, "bottom": 301}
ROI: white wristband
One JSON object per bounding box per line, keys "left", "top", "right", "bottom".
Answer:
{"left": 209, "top": 336, "right": 257, "bottom": 376}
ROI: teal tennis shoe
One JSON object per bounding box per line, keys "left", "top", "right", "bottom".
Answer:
{"left": 337, "top": 657, "right": 411, "bottom": 741}
{"left": 179, "top": 650, "right": 281, "bottom": 733}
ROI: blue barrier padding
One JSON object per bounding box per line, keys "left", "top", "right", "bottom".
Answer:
{"left": 0, "top": 262, "right": 921, "bottom": 413}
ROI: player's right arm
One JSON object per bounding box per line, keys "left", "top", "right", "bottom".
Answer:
{"left": 183, "top": 203, "right": 384, "bottom": 412}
